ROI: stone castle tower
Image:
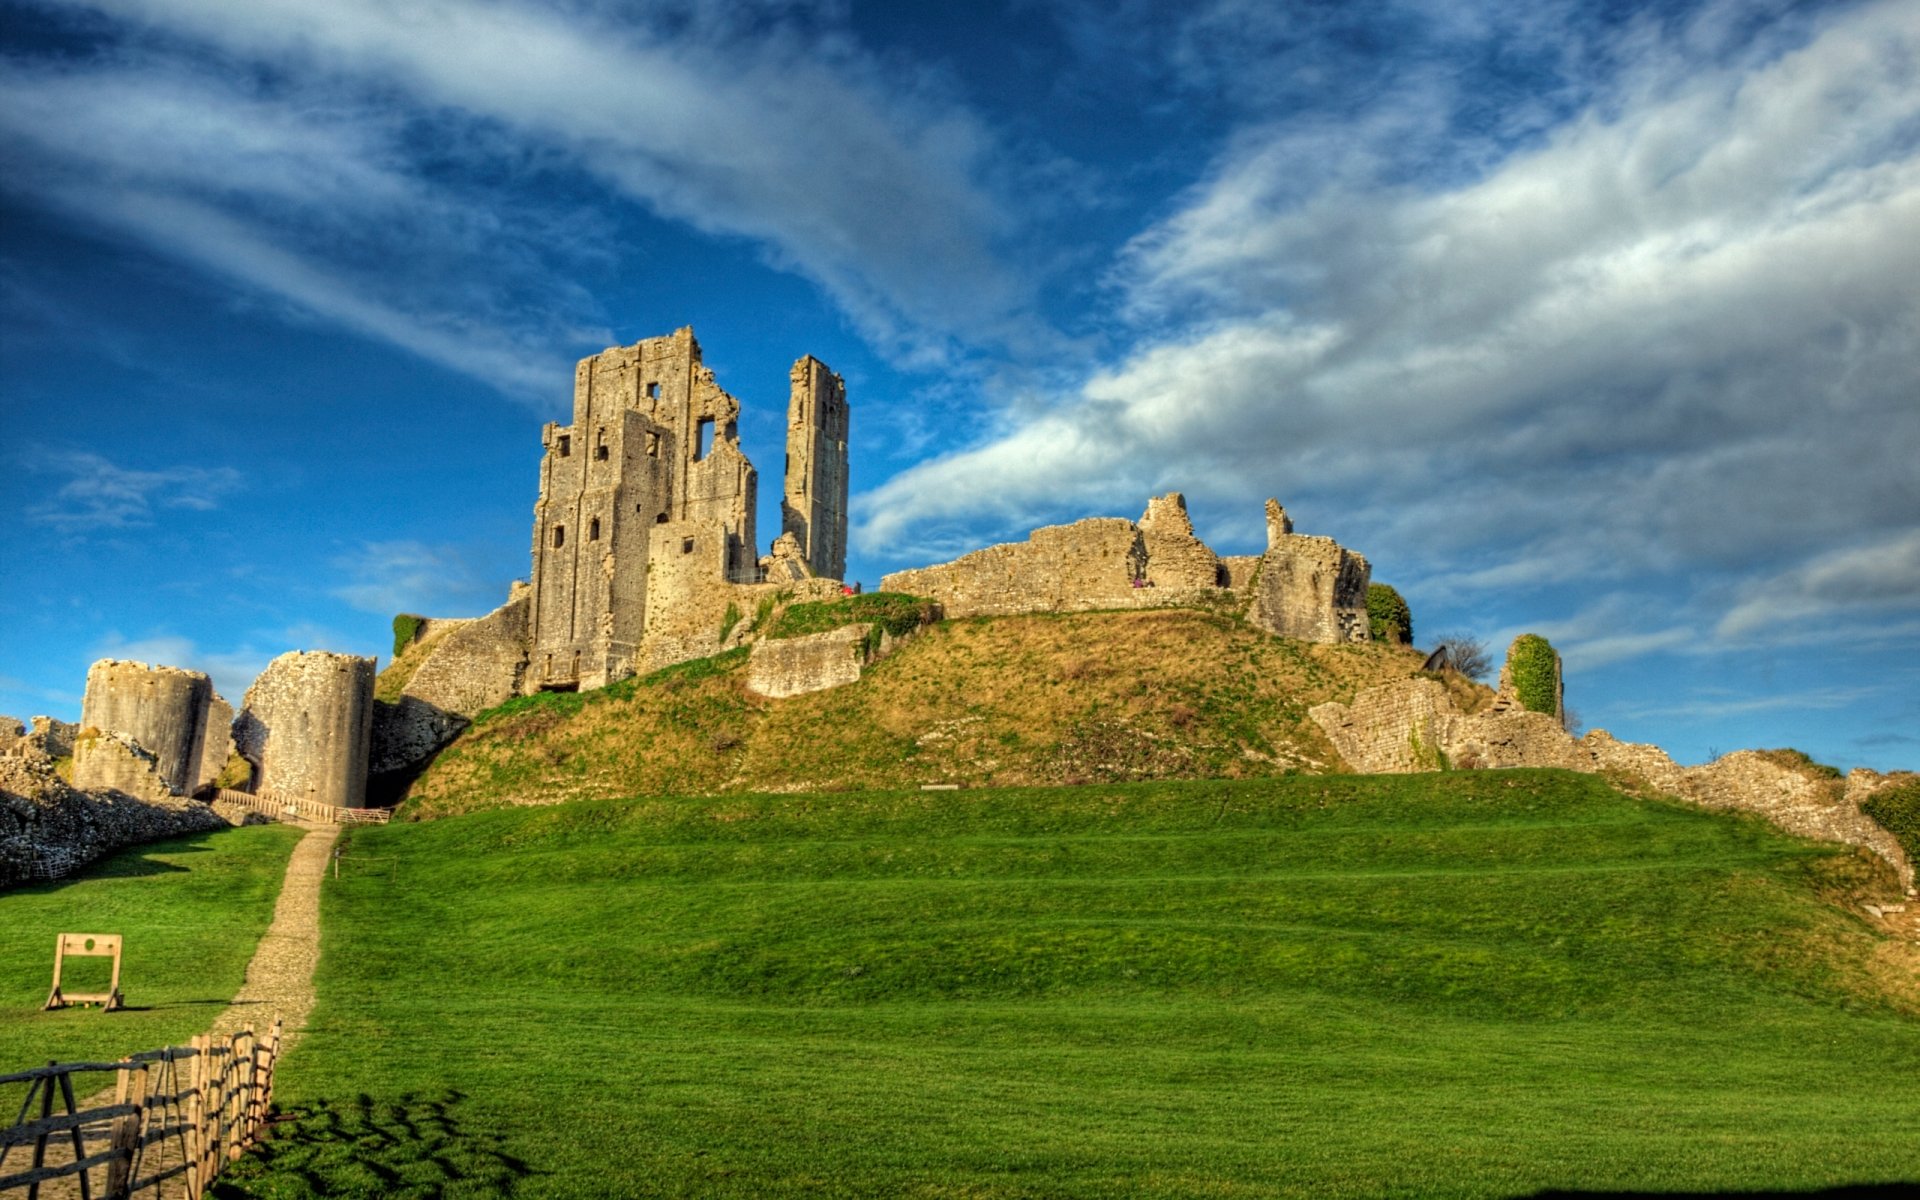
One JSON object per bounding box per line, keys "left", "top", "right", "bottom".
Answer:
{"left": 526, "top": 328, "right": 849, "bottom": 692}
{"left": 783, "top": 356, "right": 850, "bottom": 581}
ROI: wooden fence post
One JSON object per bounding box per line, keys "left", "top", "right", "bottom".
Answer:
{"left": 229, "top": 1029, "right": 252, "bottom": 1161}
{"left": 28, "top": 1063, "right": 54, "bottom": 1200}
{"left": 185, "top": 1035, "right": 209, "bottom": 1200}
{"left": 106, "top": 1056, "right": 148, "bottom": 1199}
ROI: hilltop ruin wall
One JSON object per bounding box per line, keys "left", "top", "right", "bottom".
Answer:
{"left": 881, "top": 493, "right": 1372, "bottom": 646}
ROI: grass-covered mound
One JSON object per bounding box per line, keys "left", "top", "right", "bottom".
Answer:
{"left": 228, "top": 772, "right": 1918, "bottom": 1198}
{"left": 0, "top": 823, "right": 305, "bottom": 1071}
{"left": 404, "top": 609, "right": 1473, "bottom": 817}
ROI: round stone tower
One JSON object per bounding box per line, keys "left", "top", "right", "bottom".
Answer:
{"left": 75, "top": 659, "right": 212, "bottom": 795}
{"left": 235, "top": 650, "right": 376, "bottom": 810}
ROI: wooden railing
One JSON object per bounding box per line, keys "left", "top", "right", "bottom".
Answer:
{"left": 211, "top": 789, "right": 389, "bottom": 826}
{"left": 0, "top": 1021, "right": 280, "bottom": 1198}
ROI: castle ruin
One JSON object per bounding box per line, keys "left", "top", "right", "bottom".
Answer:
{"left": 881, "top": 492, "right": 1372, "bottom": 644}
{"left": 522, "top": 328, "right": 852, "bottom": 691}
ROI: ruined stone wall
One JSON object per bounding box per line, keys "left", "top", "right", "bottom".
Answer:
{"left": 747, "top": 624, "right": 868, "bottom": 699}
{"left": 28, "top": 717, "right": 75, "bottom": 760}
{"left": 1138, "top": 493, "right": 1224, "bottom": 589}
{"left": 1310, "top": 675, "right": 1913, "bottom": 888}
{"left": 1219, "top": 556, "right": 1262, "bottom": 590}
{"left": 235, "top": 651, "right": 375, "bottom": 810}
{"left": 882, "top": 518, "right": 1153, "bottom": 618}
{"left": 2, "top": 753, "right": 224, "bottom": 889}
{"left": 639, "top": 519, "right": 739, "bottom": 670}
{"left": 74, "top": 660, "right": 212, "bottom": 796}
{"left": 372, "top": 592, "right": 530, "bottom": 778}
{"left": 883, "top": 494, "right": 1369, "bottom": 645}
{"left": 783, "top": 355, "right": 850, "bottom": 580}
{"left": 195, "top": 695, "right": 234, "bottom": 792}
{"left": 1247, "top": 511, "right": 1371, "bottom": 644}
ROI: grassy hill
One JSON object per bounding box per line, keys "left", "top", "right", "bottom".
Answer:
{"left": 403, "top": 609, "right": 1483, "bottom": 818}
{"left": 223, "top": 771, "right": 1918, "bottom": 1198}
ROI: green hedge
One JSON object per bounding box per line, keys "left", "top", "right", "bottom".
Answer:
{"left": 392, "top": 613, "right": 425, "bottom": 657}
{"left": 1863, "top": 778, "right": 1920, "bottom": 867}
{"left": 1366, "top": 584, "right": 1412, "bottom": 644}
{"left": 1507, "top": 634, "right": 1560, "bottom": 715}
{"left": 768, "top": 592, "right": 939, "bottom": 641}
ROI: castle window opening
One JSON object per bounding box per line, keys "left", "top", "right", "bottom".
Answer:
{"left": 595, "top": 428, "right": 609, "bottom": 461}
{"left": 682, "top": 538, "right": 694, "bottom": 554}
{"left": 694, "top": 417, "right": 714, "bottom": 461}
{"left": 589, "top": 517, "right": 601, "bottom": 541}
{"left": 647, "top": 382, "right": 660, "bottom": 400}
{"left": 553, "top": 525, "right": 565, "bottom": 549}
{"left": 656, "top": 512, "right": 668, "bottom": 524}
{"left": 557, "top": 434, "right": 571, "bottom": 457}
{"left": 646, "top": 432, "right": 660, "bottom": 458}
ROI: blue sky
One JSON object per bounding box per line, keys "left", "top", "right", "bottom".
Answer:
{"left": 2, "top": 0, "right": 1916, "bottom": 771}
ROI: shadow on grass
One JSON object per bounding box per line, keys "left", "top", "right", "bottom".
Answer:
{"left": 210, "top": 1091, "right": 533, "bottom": 1199}
{"left": 1523, "top": 1187, "right": 1919, "bottom": 1198}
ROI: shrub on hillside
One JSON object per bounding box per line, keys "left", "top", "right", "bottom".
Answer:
{"left": 1507, "top": 635, "right": 1560, "bottom": 715}
{"left": 1863, "top": 778, "right": 1920, "bottom": 866}
{"left": 1366, "top": 584, "right": 1412, "bottom": 644}
{"left": 392, "top": 614, "right": 425, "bottom": 657}
{"left": 768, "top": 592, "right": 940, "bottom": 641}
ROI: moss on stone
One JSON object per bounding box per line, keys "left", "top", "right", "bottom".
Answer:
{"left": 1508, "top": 635, "right": 1560, "bottom": 716}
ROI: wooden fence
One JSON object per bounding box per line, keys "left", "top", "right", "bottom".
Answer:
{"left": 211, "top": 789, "right": 389, "bottom": 826}
{"left": 0, "top": 1021, "right": 280, "bottom": 1199}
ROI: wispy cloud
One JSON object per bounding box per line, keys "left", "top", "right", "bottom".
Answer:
{"left": 330, "top": 541, "right": 512, "bottom": 618}
{"left": 854, "top": 0, "right": 1920, "bottom": 648}
{"left": 25, "top": 450, "right": 242, "bottom": 532}
{"left": 1612, "top": 684, "right": 1887, "bottom": 723}
{"left": 1717, "top": 529, "right": 1920, "bottom": 639}
{"left": 0, "top": 54, "right": 602, "bottom": 402}
{"left": 18, "top": 0, "right": 1039, "bottom": 366}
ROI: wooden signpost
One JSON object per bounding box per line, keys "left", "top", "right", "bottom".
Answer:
{"left": 43, "top": 932, "right": 124, "bottom": 1011}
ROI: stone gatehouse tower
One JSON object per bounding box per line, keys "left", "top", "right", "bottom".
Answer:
{"left": 526, "top": 328, "right": 849, "bottom": 692}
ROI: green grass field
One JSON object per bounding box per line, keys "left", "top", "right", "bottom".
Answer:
{"left": 217, "top": 772, "right": 1918, "bottom": 1199}
{"left": 0, "top": 824, "right": 305, "bottom": 1073}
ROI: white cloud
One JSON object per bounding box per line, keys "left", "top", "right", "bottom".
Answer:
{"left": 32, "top": 0, "right": 1033, "bottom": 362}
{"left": 0, "top": 56, "right": 602, "bottom": 401}
{"left": 854, "top": 0, "right": 1920, "bottom": 636}
{"left": 25, "top": 450, "right": 242, "bottom": 532}
{"left": 330, "top": 541, "right": 511, "bottom": 617}
{"left": 1717, "top": 529, "right": 1920, "bottom": 639}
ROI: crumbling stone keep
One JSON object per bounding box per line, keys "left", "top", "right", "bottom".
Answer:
{"left": 236, "top": 651, "right": 376, "bottom": 810}
{"left": 523, "top": 328, "right": 851, "bottom": 693}
{"left": 73, "top": 660, "right": 212, "bottom": 796}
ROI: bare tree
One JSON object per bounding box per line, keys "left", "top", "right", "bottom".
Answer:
{"left": 1430, "top": 633, "right": 1492, "bottom": 681}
